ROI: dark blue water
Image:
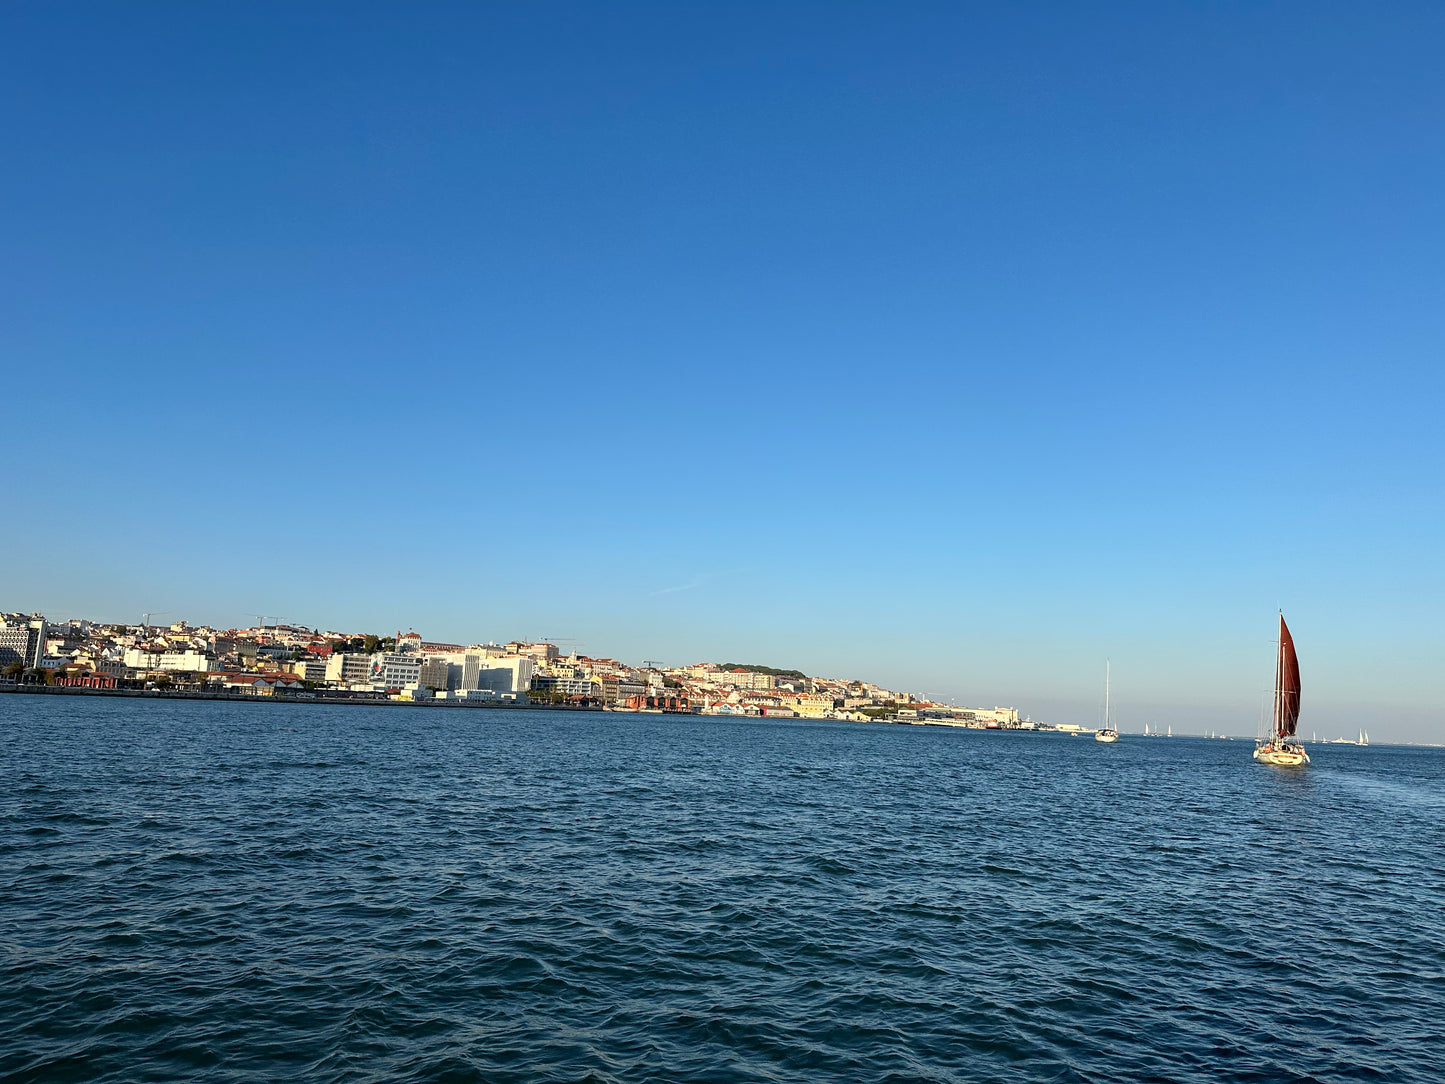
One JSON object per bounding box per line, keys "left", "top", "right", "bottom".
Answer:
{"left": 3, "top": 698, "right": 1443, "bottom": 1083}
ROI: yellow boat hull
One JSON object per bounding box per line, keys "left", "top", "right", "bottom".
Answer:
{"left": 1253, "top": 744, "right": 1310, "bottom": 767}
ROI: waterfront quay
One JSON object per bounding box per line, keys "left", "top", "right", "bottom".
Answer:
{"left": 0, "top": 683, "right": 526, "bottom": 710}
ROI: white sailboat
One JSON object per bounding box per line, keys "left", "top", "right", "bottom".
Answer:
{"left": 1253, "top": 612, "right": 1309, "bottom": 768}
{"left": 1095, "top": 661, "right": 1118, "bottom": 743}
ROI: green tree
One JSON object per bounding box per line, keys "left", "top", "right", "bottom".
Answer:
{"left": 363, "top": 635, "right": 380, "bottom": 653}
{"left": 715, "top": 663, "right": 808, "bottom": 679}
{"left": 2, "top": 661, "right": 23, "bottom": 680}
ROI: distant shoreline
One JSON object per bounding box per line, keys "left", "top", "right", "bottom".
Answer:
{"left": 1, "top": 686, "right": 1424, "bottom": 744}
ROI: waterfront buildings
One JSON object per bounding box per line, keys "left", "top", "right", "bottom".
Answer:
{"left": 0, "top": 614, "right": 47, "bottom": 669}
{"left": 288, "top": 657, "right": 331, "bottom": 684}
{"left": 1, "top": 607, "right": 1030, "bottom": 726}
{"left": 325, "top": 653, "right": 372, "bottom": 685}
{"left": 475, "top": 656, "right": 534, "bottom": 695}
{"left": 532, "top": 674, "right": 595, "bottom": 697}
{"left": 718, "top": 668, "right": 776, "bottom": 690}
{"left": 368, "top": 653, "right": 422, "bottom": 690}
{"left": 790, "top": 693, "right": 835, "bottom": 718}
{"left": 122, "top": 648, "right": 215, "bottom": 673}
{"left": 418, "top": 657, "right": 450, "bottom": 690}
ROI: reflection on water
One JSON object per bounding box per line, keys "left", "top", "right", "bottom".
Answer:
{"left": 1317, "top": 765, "right": 1445, "bottom": 811}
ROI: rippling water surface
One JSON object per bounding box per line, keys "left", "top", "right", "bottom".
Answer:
{"left": 3, "top": 697, "right": 1443, "bottom": 1082}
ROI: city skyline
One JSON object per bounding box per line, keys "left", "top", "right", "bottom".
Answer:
{"left": 3, "top": 3, "right": 1441, "bottom": 742}
{"left": 3, "top": 602, "right": 1430, "bottom": 742}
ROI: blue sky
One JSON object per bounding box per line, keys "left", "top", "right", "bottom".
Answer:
{"left": 2, "top": 3, "right": 1441, "bottom": 739}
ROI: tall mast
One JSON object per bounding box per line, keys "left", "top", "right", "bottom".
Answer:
{"left": 1105, "top": 659, "right": 1111, "bottom": 731}
{"left": 1274, "top": 611, "right": 1284, "bottom": 740}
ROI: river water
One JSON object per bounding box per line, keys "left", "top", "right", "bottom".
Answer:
{"left": 3, "top": 697, "right": 1442, "bottom": 1082}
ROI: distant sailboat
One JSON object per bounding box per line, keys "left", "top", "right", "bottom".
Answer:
{"left": 1095, "top": 661, "right": 1118, "bottom": 743}
{"left": 1253, "top": 612, "right": 1309, "bottom": 768}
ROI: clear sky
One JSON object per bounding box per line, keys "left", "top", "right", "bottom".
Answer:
{"left": 2, "top": 3, "right": 1441, "bottom": 740}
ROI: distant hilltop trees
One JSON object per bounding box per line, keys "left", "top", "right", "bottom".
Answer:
{"left": 331, "top": 635, "right": 397, "bottom": 654}
{"left": 716, "top": 663, "right": 807, "bottom": 680}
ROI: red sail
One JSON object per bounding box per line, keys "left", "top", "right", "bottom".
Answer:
{"left": 1276, "top": 614, "right": 1301, "bottom": 738}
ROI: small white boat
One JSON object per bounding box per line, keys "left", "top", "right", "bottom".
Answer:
{"left": 1095, "top": 660, "right": 1118, "bottom": 743}
{"left": 1253, "top": 612, "right": 1310, "bottom": 768}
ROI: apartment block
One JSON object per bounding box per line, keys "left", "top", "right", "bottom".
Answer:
{"left": 0, "top": 614, "right": 47, "bottom": 669}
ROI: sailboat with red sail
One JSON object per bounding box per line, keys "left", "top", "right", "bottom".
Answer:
{"left": 1253, "top": 612, "right": 1309, "bottom": 767}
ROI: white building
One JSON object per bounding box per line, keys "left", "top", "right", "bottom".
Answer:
{"left": 964, "top": 706, "right": 1020, "bottom": 726}
{"left": 716, "top": 668, "right": 776, "bottom": 690}
{"left": 478, "top": 656, "right": 535, "bottom": 694}
{"left": 369, "top": 653, "right": 422, "bottom": 689}
{"left": 419, "top": 651, "right": 473, "bottom": 691}
{"left": 123, "top": 648, "right": 215, "bottom": 672}
{"left": 289, "top": 658, "right": 330, "bottom": 683}
{"left": 419, "top": 651, "right": 535, "bottom": 695}
{"left": 535, "top": 675, "right": 593, "bottom": 696}
{"left": 326, "top": 653, "right": 373, "bottom": 685}
{"left": 0, "top": 614, "right": 47, "bottom": 669}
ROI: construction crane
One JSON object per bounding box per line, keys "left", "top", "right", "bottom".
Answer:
{"left": 140, "top": 612, "right": 169, "bottom": 635}
{"left": 246, "top": 614, "right": 282, "bottom": 641}
{"left": 541, "top": 637, "right": 585, "bottom": 658}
